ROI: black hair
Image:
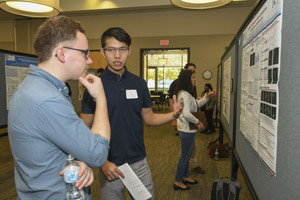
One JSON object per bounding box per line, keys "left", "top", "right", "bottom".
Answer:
{"left": 205, "top": 83, "right": 213, "bottom": 91}
{"left": 174, "top": 70, "right": 195, "bottom": 97}
{"left": 184, "top": 63, "right": 196, "bottom": 69}
{"left": 101, "top": 27, "right": 131, "bottom": 48}
{"left": 97, "top": 68, "right": 104, "bottom": 74}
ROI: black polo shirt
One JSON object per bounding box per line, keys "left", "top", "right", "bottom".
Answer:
{"left": 168, "top": 79, "right": 178, "bottom": 99}
{"left": 81, "top": 67, "right": 152, "bottom": 166}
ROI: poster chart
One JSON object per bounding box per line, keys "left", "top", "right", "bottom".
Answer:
{"left": 222, "top": 57, "right": 231, "bottom": 124}
{"left": 239, "top": 0, "right": 283, "bottom": 174}
{"left": 5, "top": 54, "right": 38, "bottom": 108}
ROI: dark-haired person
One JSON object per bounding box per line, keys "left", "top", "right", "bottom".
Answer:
{"left": 8, "top": 16, "right": 110, "bottom": 200}
{"left": 173, "top": 70, "right": 215, "bottom": 190}
{"left": 201, "top": 83, "right": 216, "bottom": 134}
{"left": 168, "top": 63, "right": 197, "bottom": 134}
{"left": 80, "top": 27, "right": 183, "bottom": 199}
{"left": 169, "top": 63, "right": 205, "bottom": 174}
{"left": 96, "top": 67, "right": 105, "bottom": 76}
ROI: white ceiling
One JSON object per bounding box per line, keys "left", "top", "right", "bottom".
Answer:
{"left": 0, "top": 0, "right": 259, "bottom": 20}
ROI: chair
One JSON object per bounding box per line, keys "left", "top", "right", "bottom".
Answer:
{"left": 150, "top": 90, "right": 156, "bottom": 95}
{"left": 155, "top": 93, "right": 167, "bottom": 111}
{"left": 150, "top": 90, "right": 160, "bottom": 106}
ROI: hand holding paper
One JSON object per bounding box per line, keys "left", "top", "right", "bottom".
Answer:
{"left": 118, "top": 163, "right": 152, "bottom": 200}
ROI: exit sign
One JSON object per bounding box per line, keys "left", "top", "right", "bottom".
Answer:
{"left": 160, "top": 40, "right": 169, "bottom": 46}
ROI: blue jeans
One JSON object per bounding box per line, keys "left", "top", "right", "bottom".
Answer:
{"left": 175, "top": 131, "right": 196, "bottom": 182}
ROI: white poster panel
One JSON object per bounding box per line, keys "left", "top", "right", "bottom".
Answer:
{"left": 5, "top": 54, "right": 38, "bottom": 109}
{"left": 222, "top": 57, "right": 231, "bottom": 124}
{"left": 240, "top": 0, "right": 283, "bottom": 174}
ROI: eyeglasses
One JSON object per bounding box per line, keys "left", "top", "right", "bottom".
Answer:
{"left": 103, "top": 47, "right": 129, "bottom": 54}
{"left": 63, "top": 46, "right": 90, "bottom": 59}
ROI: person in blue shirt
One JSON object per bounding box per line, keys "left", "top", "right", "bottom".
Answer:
{"left": 80, "top": 27, "right": 183, "bottom": 200}
{"left": 8, "top": 16, "right": 110, "bottom": 200}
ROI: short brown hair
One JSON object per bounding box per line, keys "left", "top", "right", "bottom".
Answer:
{"left": 34, "top": 16, "right": 85, "bottom": 63}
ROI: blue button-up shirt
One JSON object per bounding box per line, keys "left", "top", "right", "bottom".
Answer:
{"left": 8, "top": 65, "right": 109, "bottom": 200}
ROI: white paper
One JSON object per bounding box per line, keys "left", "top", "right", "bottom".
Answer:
{"left": 222, "top": 57, "right": 231, "bottom": 124}
{"left": 239, "top": 0, "right": 283, "bottom": 174}
{"left": 118, "top": 163, "right": 152, "bottom": 200}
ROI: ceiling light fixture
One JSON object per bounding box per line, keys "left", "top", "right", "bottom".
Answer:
{"left": 171, "top": 0, "right": 233, "bottom": 9}
{"left": 0, "top": 0, "right": 59, "bottom": 18}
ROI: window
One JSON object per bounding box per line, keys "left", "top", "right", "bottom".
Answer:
{"left": 142, "top": 48, "right": 189, "bottom": 92}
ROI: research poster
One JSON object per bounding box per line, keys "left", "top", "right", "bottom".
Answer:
{"left": 239, "top": 0, "right": 282, "bottom": 174}
{"left": 222, "top": 57, "right": 231, "bottom": 124}
{"left": 5, "top": 54, "right": 38, "bottom": 108}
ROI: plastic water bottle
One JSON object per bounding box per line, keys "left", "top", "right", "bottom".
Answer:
{"left": 63, "top": 155, "right": 85, "bottom": 200}
{"left": 214, "top": 149, "right": 219, "bottom": 161}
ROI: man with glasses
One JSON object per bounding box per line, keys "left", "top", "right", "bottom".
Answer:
{"left": 8, "top": 16, "right": 110, "bottom": 200}
{"left": 80, "top": 27, "right": 183, "bottom": 200}
{"left": 62, "top": 46, "right": 90, "bottom": 59}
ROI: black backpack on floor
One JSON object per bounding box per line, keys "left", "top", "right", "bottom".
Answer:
{"left": 211, "top": 177, "right": 241, "bottom": 200}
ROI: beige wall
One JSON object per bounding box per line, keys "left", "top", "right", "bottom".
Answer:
{"left": 0, "top": 7, "right": 251, "bottom": 112}
{"left": 0, "top": 20, "right": 15, "bottom": 51}
{"left": 89, "top": 34, "right": 234, "bottom": 94}
{"left": 73, "top": 7, "right": 251, "bottom": 38}
{"left": 129, "top": 34, "right": 233, "bottom": 95}
{"left": 70, "top": 34, "right": 233, "bottom": 113}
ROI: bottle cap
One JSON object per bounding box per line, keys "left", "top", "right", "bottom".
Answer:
{"left": 66, "top": 154, "right": 74, "bottom": 161}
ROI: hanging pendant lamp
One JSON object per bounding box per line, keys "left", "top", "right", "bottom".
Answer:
{"left": 0, "top": 0, "right": 59, "bottom": 18}
{"left": 171, "top": 0, "right": 233, "bottom": 9}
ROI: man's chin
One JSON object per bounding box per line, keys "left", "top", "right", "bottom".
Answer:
{"left": 108, "top": 65, "right": 125, "bottom": 73}
{"left": 112, "top": 66, "right": 123, "bottom": 70}
{"left": 80, "top": 72, "right": 87, "bottom": 78}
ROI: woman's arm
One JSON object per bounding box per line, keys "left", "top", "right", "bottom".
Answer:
{"left": 180, "top": 92, "right": 198, "bottom": 125}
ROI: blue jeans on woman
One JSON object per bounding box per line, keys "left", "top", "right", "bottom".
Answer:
{"left": 175, "top": 131, "right": 196, "bottom": 182}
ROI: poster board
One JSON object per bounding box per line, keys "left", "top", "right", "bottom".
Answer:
{"left": 233, "top": 0, "right": 300, "bottom": 199}
{"left": 215, "top": 63, "right": 222, "bottom": 124}
{"left": 220, "top": 39, "right": 237, "bottom": 142}
{"left": 0, "top": 49, "right": 38, "bottom": 127}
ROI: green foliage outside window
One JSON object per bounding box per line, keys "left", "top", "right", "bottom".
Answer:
{"left": 145, "top": 50, "right": 188, "bottom": 92}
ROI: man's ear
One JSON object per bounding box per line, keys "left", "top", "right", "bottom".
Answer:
{"left": 128, "top": 47, "right": 132, "bottom": 56}
{"left": 100, "top": 48, "right": 106, "bottom": 58}
{"left": 55, "top": 47, "right": 65, "bottom": 63}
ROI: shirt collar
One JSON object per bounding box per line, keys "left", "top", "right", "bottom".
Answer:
{"left": 29, "top": 64, "right": 71, "bottom": 100}
{"left": 103, "top": 66, "right": 128, "bottom": 80}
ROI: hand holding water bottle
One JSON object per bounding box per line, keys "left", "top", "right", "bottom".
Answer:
{"left": 62, "top": 155, "right": 85, "bottom": 200}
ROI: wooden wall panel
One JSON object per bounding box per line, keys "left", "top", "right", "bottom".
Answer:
{"left": 89, "top": 50, "right": 107, "bottom": 69}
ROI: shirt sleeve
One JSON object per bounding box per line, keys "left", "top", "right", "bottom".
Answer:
{"left": 179, "top": 92, "right": 198, "bottom": 124}
{"left": 37, "top": 97, "right": 109, "bottom": 168}
{"left": 81, "top": 89, "right": 96, "bottom": 114}
{"left": 141, "top": 79, "right": 153, "bottom": 108}
{"left": 197, "top": 97, "right": 208, "bottom": 108}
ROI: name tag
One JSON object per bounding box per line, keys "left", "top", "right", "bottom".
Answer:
{"left": 126, "top": 90, "right": 138, "bottom": 99}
